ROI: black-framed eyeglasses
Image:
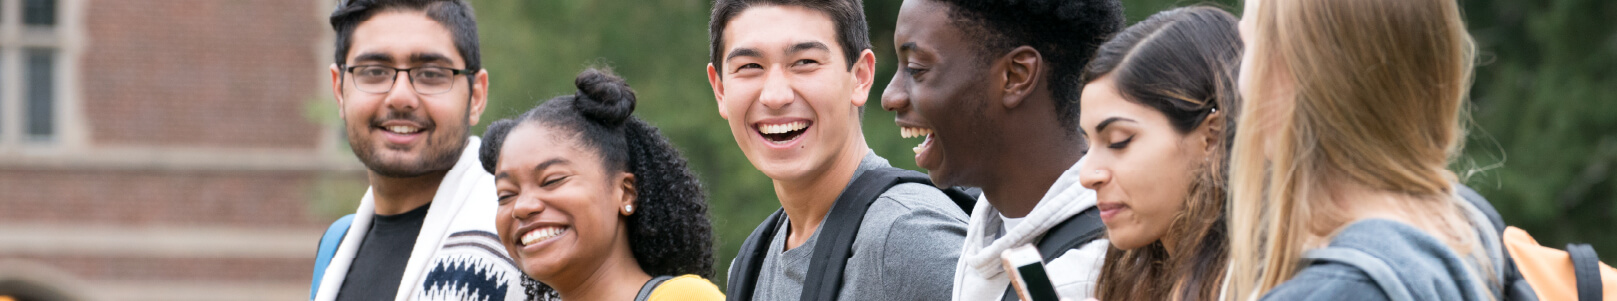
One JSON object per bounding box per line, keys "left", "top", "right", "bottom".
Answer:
{"left": 343, "top": 65, "right": 474, "bottom": 95}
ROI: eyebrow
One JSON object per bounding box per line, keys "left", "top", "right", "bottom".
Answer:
{"left": 493, "top": 158, "right": 570, "bottom": 181}
{"left": 351, "top": 52, "right": 394, "bottom": 64}
{"left": 726, "top": 47, "right": 762, "bottom": 62}
{"left": 898, "top": 42, "right": 918, "bottom": 53}
{"left": 348, "top": 52, "right": 457, "bottom": 66}
{"left": 410, "top": 52, "right": 455, "bottom": 66}
{"left": 787, "top": 41, "right": 830, "bottom": 55}
{"left": 1095, "top": 117, "right": 1136, "bottom": 133}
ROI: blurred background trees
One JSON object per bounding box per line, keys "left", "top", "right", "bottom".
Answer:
{"left": 466, "top": 0, "right": 1617, "bottom": 285}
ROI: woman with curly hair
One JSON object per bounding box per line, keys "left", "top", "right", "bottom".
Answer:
{"left": 479, "top": 68, "right": 723, "bottom": 300}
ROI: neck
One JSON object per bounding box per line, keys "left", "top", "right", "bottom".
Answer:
{"left": 369, "top": 170, "right": 449, "bottom": 215}
{"left": 981, "top": 108, "right": 1083, "bottom": 218}
{"left": 1323, "top": 180, "right": 1423, "bottom": 229}
{"left": 552, "top": 239, "right": 652, "bottom": 301}
{"left": 774, "top": 141, "right": 869, "bottom": 250}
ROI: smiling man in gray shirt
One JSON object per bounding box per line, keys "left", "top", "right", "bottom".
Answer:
{"left": 703, "top": 0, "right": 969, "bottom": 300}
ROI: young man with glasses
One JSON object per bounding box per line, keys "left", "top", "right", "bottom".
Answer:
{"left": 309, "top": 0, "right": 525, "bottom": 300}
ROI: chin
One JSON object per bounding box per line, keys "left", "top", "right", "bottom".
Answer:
{"left": 751, "top": 157, "right": 816, "bottom": 181}
{"left": 927, "top": 164, "right": 977, "bottom": 189}
{"left": 1107, "top": 231, "right": 1150, "bottom": 250}
{"left": 516, "top": 257, "right": 561, "bottom": 281}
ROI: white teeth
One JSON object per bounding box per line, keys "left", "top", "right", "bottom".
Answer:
{"left": 520, "top": 226, "right": 566, "bottom": 246}
{"left": 759, "top": 121, "right": 808, "bottom": 134}
{"left": 386, "top": 125, "right": 421, "bottom": 134}
{"left": 900, "top": 127, "right": 933, "bottom": 138}
{"left": 903, "top": 127, "right": 934, "bottom": 153}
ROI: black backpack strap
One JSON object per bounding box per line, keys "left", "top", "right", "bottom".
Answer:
{"left": 1568, "top": 243, "right": 1603, "bottom": 301}
{"left": 1035, "top": 208, "right": 1106, "bottom": 262}
{"left": 1001, "top": 208, "right": 1106, "bottom": 301}
{"left": 944, "top": 186, "right": 982, "bottom": 216}
{"left": 725, "top": 209, "right": 786, "bottom": 301}
{"left": 635, "top": 275, "right": 677, "bottom": 301}
{"left": 800, "top": 167, "right": 921, "bottom": 301}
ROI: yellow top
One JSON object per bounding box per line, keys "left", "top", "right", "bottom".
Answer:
{"left": 647, "top": 274, "right": 726, "bottom": 301}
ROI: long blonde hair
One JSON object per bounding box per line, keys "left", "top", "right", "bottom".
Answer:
{"left": 1227, "top": 0, "right": 1482, "bottom": 299}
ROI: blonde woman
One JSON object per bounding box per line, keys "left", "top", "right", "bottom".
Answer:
{"left": 1228, "top": 0, "right": 1502, "bottom": 300}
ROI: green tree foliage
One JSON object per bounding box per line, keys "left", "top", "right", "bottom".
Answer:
{"left": 1459, "top": 0, "right": 1617, "bottom": 261}
{"left": 468, "top": 0, "right": 1615, "bottom": 285}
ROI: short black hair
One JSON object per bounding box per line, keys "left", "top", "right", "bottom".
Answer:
{"left": 708, "top": 0, "right": 872, "bottom": 74}
{"left": 480, "top": 69, "right": 715, "bottom": 300}
{"left": 933, "top": 0, "right": 1124, "bottom": 130}
{"left": 330, "top": 0, "right": 481, "bottom": 72}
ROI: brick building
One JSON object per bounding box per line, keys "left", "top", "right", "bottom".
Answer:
{"left": 0, "top": 1, "right": 365, "bottom": 300}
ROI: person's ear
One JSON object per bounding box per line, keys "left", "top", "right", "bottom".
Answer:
{"left": 468, "top": 69, "right": 490, "bottom": 126}
{"left": 330, "top": 63, "right": 346, "bottom": 117}
{"left": 617, "top": 172, "right": 638, "bottom": 216}
{"left": 850, "top": 49, "right": 877, "bottom": 107}
{"left": 1000, "top": 46, "right": 1042, "bottom": 109}
{"left": 1198, "top": 110, "right": 1225, "bottom": 154}
{"left": 707, "top": 63, "right": 730, "bottom": 120}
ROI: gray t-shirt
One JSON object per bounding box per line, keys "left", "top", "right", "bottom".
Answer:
{"left": 746, "top": 152, "right": 969, "bottom": 301}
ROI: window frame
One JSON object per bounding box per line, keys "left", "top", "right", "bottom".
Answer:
{"left": 0, "top": 0, "right": 83, "bottom": 151}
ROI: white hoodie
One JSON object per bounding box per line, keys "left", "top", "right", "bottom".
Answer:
{"left": 951, "top": 158, "right": 1109, "bottom": 301}
{"left": 313, "top": 137, "right": 526, "bottom": 301}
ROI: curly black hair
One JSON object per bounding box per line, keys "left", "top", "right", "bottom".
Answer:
{"left": 479, "top": 68, "right": 715, "bottom": 300}
{"left": 931, "top": 0, "right": 1124, "bottom": 131}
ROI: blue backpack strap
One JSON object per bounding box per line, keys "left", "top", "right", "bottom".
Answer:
{"left": 1303, "top": 247, "right": 1416, "bottom": 301}
{"left": 310, "top": 214, "right": 355, "bottom": 300}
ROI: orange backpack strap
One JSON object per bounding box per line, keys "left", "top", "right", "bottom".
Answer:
{"left": 1503, "top": 226, "right": 1617, "bottom": 301}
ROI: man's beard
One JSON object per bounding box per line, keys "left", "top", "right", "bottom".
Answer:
{"left": 348, "top": 113, "right": 469, "bottom": 178}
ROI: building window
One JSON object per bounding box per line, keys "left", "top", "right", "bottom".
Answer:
{"left": 1, "top": 0, "right": 61, "bottom": 145}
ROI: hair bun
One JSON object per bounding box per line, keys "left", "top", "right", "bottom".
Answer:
{"left": 573, "top": 68, "right": 636, "bottom": 127}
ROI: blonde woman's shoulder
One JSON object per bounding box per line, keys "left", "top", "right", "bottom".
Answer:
{"left": 648, "top": 274, "right": 725, "bottom": 301}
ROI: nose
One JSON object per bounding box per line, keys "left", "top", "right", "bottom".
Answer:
{"left": 510, "top": 193, "right": 546, "bottom": 220}
{"left": 1079, "top": 164, "right": 1111, "bottom": 190}
{"left": 383, "top": 71, "right": 420, "bottom": 111}
{"left": 880, "top": 72, "right": 909, "bottom": 112}
{"left": 758, "top": 68, "right": 793, "bottom": 109}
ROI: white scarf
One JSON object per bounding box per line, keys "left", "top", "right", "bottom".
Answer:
{"left": 313, "top": 137, "right": 526, "bottom": 301}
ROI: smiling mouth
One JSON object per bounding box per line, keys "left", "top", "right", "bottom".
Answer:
{"left": 756, "top": 121, "right": 810, "bottom": 144}
{"left": 519, "top": 226, "right": 569, "bottom": 247}
{"left": 900, "top": 127, "right": 934, "bottom": 153}
{"left": 381, "top": 125, "right": 423, "bottom": 134}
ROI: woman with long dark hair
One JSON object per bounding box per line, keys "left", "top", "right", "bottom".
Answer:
{"left": 480, "top": 68, "right": 723, "bottom": 300}
{"left": 1076, "top": 6, "right": 1243, "bottom": 301}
